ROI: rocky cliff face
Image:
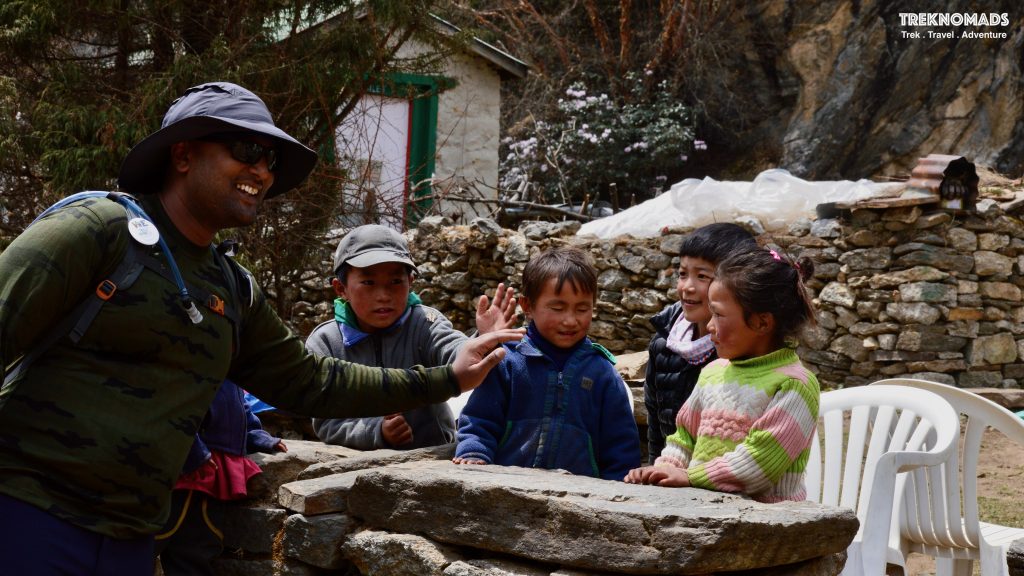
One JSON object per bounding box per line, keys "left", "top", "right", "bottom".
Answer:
{"left": 704, "top": 0, "right": 1023, "bottom": 179}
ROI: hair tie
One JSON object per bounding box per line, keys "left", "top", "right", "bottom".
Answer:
{"left": 770, "top": 248, "right": 802, "bottom": 274}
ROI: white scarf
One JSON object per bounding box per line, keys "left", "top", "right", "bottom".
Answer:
{"left": 665, "top": 314, "right": 716, "bottom": 365}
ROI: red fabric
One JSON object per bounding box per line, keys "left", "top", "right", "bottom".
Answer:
{"left": 173, "top": 451, "right": 261, "bottom": 500}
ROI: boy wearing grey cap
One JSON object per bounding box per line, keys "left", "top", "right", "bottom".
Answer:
{"left": 308, "top": 224, "right": 518, "bottom": 449}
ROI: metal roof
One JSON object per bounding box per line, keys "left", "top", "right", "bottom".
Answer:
{"left": 429, "top": 15, "right": 529, "bottom": 80}
{"left": 286, "top": 9, "right": 528, "bottom": 80}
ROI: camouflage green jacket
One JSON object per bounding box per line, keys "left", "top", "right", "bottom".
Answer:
{"left": 0, "top": 195, "right": 457, "bottom": 539}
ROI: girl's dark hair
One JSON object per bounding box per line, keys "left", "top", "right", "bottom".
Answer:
{"left": 714, "top": 246, "right": 817, "bottom": 342}
{"left": 522, "top": 246, "right": 598, "bottom": 303}
{"left": 679, "top": 223, "right": 758, "bottom": 263}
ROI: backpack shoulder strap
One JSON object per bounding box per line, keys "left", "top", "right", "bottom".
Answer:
{"left": 5, "top": 192, "right": 145, "bottom": 385}
{"left": 28, "top": 190, "right": 117, "bottom": 226}
{"left": 213, "top": 240, "right": 255, "bottom": 312}
{"left": 211, "top": 243, "right": 253, "bottom": 358}
{"left": 5, "top": 192, "right": 257, "bottom": 383}
{"left": 69, "top": 242, "right": 146, "bottom": 342}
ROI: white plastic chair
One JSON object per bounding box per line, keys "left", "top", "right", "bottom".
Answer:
{"left": 805, "top": 385, "right": 960, "bottom": 576}
{"left": 872, "top": 378, "right": 1024, "bottom": 576}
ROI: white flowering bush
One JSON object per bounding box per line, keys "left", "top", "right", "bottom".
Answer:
{"left": 500, "top": 74, "right": 699, "bottom": 206}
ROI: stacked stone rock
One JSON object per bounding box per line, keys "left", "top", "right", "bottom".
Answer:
{"left": 293, "top": 201, "right": 1024, "bottom": 392}
{"left": 408, "top": 215, "right": 679, "bottom": 354}
{"left": 406, "top": 203, "right": 1024, "bottom": 391}
{"left": 777, "top": 201, "right": 1024, "bottom": 390}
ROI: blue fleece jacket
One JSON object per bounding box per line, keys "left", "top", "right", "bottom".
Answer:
{"left": 455, "top": 333, "right": 640, "bottom": 480}
{"left": 182, "top": 380, "right": 281, "bottom": 474}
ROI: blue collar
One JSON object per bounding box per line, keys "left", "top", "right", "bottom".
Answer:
{"left": 521, "top": 322, "right": 588, "bottom": 371}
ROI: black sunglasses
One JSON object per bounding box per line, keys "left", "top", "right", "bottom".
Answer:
{"left": 199, "top": 134, "right": 279, "bottom": 171}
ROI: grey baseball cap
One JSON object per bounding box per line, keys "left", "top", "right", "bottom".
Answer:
{"left": 333, "top": 225, "right": 418, "bottom": 274}
{"left": 118, "top": 82, "right": 318, "bottom": 198}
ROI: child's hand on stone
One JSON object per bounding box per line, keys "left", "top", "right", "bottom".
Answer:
{"left": 452, "top": 456, "right": 487, "bottom": 465}
{"left": 624, "top": 465, "right": 690, "bottom": 487}
{"left": 381, "top": 414, "right": 413, "bottom": 447}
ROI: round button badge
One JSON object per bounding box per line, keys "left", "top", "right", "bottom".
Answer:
{"left": 127, "top": 217, "right": 160, "bottom": 245}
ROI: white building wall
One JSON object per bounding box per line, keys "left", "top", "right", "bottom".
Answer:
{"left": 433, "top": 53, "right": 502, "bottom": 222}
{"left": 396, "top": 40, "right": 504, "bottom": 224}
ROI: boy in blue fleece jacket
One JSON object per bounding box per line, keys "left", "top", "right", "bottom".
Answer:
{"left": 454, "top": 247, "right": 640, "bottom": 480}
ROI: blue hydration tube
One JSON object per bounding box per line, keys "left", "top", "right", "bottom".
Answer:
{"left": 32, "top": 191, "right": 203, "bottom": 324}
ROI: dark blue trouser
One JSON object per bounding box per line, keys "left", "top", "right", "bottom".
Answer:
{"left": 0, "top": 492, "right": 154, "bottom": 575}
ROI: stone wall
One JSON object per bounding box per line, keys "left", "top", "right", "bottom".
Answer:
{"left": 784, "top": 202, "right": 1024, "bottom": 390}
{"left": 397, "top": 199, "right": 1024, "bottom": 391}
{"left": 408, "top": 217, "right": 677, "bottom": 354}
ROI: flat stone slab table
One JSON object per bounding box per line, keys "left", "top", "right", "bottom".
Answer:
{"left": 305, "top": 460, "right": 861, "bottom": 575}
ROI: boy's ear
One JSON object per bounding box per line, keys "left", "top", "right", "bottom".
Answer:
{"left": 331, "top": 277, "right": 347, "bottom": 299}
{"left": 751, "top": 312, "right": 775, "bottom": 334}
{"left": 518, "top": 297, "right": 533, "bottom": 319}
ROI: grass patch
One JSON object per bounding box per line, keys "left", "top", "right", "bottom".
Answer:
{"left": 977, "top": 495, "right": 1024, "bottom": 528}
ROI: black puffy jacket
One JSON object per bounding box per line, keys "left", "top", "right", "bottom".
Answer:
{"left": 643, "top": 302, "right": 716, "bottom": 463}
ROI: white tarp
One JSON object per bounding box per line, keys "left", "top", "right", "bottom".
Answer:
{"left": 577, "top": 168, "right": 905, "bottom": 238}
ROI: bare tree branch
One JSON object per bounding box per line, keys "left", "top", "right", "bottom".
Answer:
{"left": 582, "top": 0, "right": 618, "bottom": 93}
{"left": 617, "top": 0, "right": 633, "bottom": 75}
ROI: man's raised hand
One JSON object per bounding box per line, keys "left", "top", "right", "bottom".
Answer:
{"left": 452, "top": 328, "right": 524, "bottom": 392}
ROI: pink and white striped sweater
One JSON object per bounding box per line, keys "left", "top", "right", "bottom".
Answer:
{"left": 655, "top": 347, "right": 820, "bottom": 502}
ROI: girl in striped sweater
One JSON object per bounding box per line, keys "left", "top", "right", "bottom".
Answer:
{"left": 625, "top": 246, "right": 819, "bottom": 502}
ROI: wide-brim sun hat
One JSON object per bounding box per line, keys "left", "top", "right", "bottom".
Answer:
{"left": 118, "top": 82, "right": 318, "bottom": 199}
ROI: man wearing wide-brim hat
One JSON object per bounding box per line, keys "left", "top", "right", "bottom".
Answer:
{"left": 0, "top": 81, "right": 522, "bottom": 574}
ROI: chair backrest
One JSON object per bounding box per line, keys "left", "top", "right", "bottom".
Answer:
{"left": 805, "top": 385, "right": 960, "bottom": 574}
{"left": 871, "top": 378, "right": 1024, "bottom": 548}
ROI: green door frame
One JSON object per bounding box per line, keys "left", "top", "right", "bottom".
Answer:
{"left": 370, "top": 73, "right": 453, "bottom": 227}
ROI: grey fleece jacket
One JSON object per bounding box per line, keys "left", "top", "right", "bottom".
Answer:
{"left": 307, "top": 305, "right": 465, "bottom": 449}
